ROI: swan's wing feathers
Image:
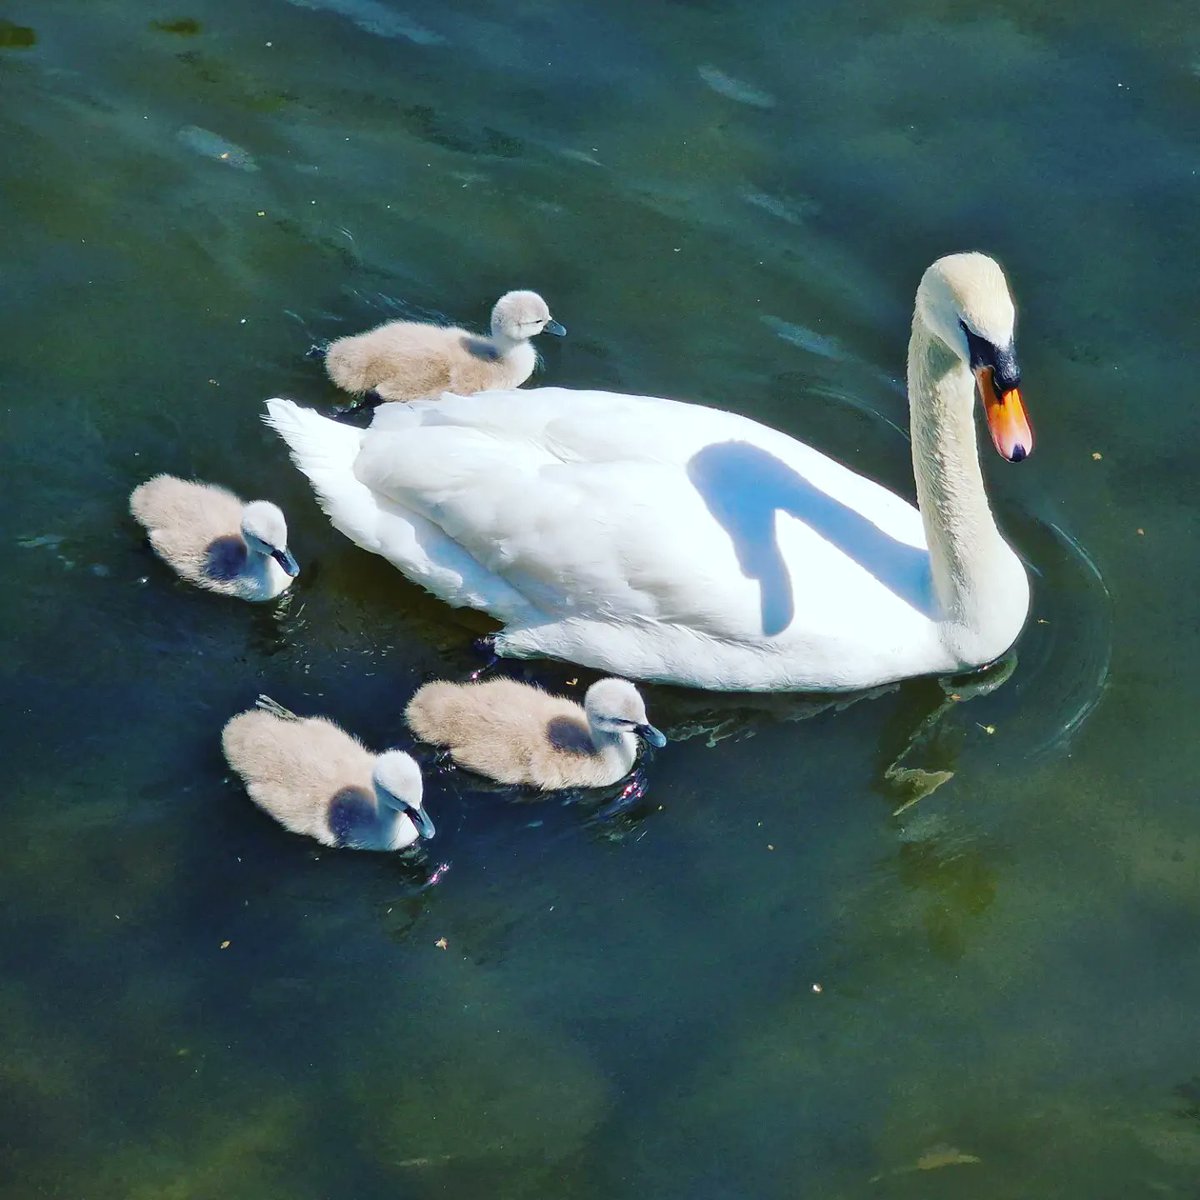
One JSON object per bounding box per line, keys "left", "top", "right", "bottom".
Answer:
{"left": 354, "top": 387, "right": 935, "bottom": 645}
{"left": 358, "top": 424, "right": 755, "bottom": 633}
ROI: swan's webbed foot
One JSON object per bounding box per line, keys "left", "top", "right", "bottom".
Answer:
{"left": 333, "top": 388, "right": 384, "bottom": 423}
{"left": 469, "top": 634, "right": 500, "bottom": 681}
{"left": 941, "top": 650, "right": 1018, "bottom": 702}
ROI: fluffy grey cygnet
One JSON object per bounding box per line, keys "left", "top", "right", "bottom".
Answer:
{"left": 321, "top": 290, "right": 566, "bottom": 403}
{"left": 222, "top": 697, "right": 434, "bottom": 850}
{"left": 130, "top": 474, "right": 299, "bottom": 601}
{"left": 405, "top": 676, "right": 666, "bottom": 790}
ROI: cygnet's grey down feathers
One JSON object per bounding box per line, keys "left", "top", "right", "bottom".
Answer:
{"left": 221, "top": 705, "right": 432, "bottom": 851}
{"left": 405, "top": 676, "right": 665, "bottom": 790}
{"left": 130, "top": 474, "right": 298, "bottom": 601}
{"left": 323, "top": 289, "right": 565, "bottom": 403}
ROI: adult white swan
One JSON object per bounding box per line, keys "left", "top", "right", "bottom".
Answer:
{"left": 265, "top": 252, "right": 1034, "bottom": 692}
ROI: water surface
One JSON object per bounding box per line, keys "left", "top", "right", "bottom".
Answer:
{"left": 3, "top": 0, "right": 1199, "bottom": 1196}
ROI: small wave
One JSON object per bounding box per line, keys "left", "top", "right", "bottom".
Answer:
{"left": 283, "top": 0, "right": 445, "bottom": 46}
{"left": 697, "top": 65, "right": 775, "bottom": 108}
{"left": 176, "top": 125, "right": 258, "bottom": 171}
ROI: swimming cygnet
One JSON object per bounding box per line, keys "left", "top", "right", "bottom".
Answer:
{"left": 221, "top": 696, "right": 435, "bottom": 850}
{"left": 130, "top": 475, "right": 299, "bottom": 601}
{"left": 319, "top": 290, "right": 566, "bottom": 404}
{"left": 405, "top": 676, "right": 667, "bottom": 790}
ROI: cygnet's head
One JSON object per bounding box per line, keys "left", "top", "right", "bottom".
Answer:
{"left": 241, "top": 501, "right": 300, "bottom": 577}
{"left": 915, "top": 252, "right": 1032, "bottom": 464}
{"left": 373, "top": 750, "right": 435, "bottom": 840}
{"left": 584, "top": 678, "right": 667, "bottom": 747}
{"left": 491, "top": 290, "right": 567, "bottom": 342}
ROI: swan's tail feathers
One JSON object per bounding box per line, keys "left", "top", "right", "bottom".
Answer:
{"left": 262, "top": 397, "right": 380, "bottom": 551}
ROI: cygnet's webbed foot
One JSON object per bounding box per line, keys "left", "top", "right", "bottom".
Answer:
{"left": 305, "top": 342, "right": 329, "bottom": 362}
{"left": 468, "top": 634, "right": 500, "bottom": 681}
{"left": 430, "top": 746, "right": 457, "bottom": 773}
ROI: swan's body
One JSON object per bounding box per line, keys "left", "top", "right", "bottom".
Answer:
{"left": 322, "top": 290, "right": 566, "bottom": 403}
{"left": 221, "top": 699, "right": 434, "bottom": 850}
{"left": 267, "top": 253, "right": 1033, "bottom": 692}
{"left": 130, "top": 475, "right": 299, "bottom": 601}
{"left": 406, "top": 677, "right": 666, "bottom": 789}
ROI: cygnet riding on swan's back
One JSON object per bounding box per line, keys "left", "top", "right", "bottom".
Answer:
{"left": 130, "top": 475, "right": 300, "bottom": 601}
{"left": 222, "top": 697, "right": 435, "bottom": 850}
{"left": 266, "top": 252, "right": 1034, "bottom": 692}
{"left": 406, "top": 677, "right": 667, "bottom": 790}
{"left": 318, "top": 290, "right": 566, "bottom": 405}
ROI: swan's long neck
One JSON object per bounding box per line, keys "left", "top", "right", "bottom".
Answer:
{"left": 907, "top": 315, "right": 1024, "bottom": 646}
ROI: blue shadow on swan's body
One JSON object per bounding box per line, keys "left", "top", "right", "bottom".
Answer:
{"left": 686, "top": 441, "right": 932, "bottom": 636}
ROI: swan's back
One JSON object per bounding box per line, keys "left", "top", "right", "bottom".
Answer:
{"left": 362, "top": 390, "right": 940, "bottom": 675}
{"left": 406, "top": 678, "right": 610, "bottom": 789}
{"left": 221, "top": 710, "right": 376, "bottom": 845}
{"left": 268, "top": 387, "right": 949, "bottom": 690}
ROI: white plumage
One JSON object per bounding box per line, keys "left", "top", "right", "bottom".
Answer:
{"left": 265, "top": 254, "right": 1033, "bottom": 692}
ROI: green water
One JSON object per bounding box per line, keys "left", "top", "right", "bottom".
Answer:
{"left": 3, "top": 0, "right": 1198, "bottom": 1195}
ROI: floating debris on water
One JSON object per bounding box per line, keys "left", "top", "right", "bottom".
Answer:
{"left": 177, "top": 125, "right": 259, "bottom": 171}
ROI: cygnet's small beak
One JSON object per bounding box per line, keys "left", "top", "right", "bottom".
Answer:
{"left": 404, "top": 804, "right": 436, "bottom": 841}
{"left": 976, "top": 366, "right": 1033, "bottom": 463}
{"left": 272, "top": 547, "right": 301, "bottom": 577}
{"left": 637, "top": 723, "right": 667, "bottom": 748}
{"left": 542, "top": 319, "right": 567, "bottom": 337}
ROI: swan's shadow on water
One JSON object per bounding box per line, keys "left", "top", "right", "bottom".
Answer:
{"left": 686, "top": 440, "right": 932, "bottom": 635}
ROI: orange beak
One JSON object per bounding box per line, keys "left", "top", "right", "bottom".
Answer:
{"left": 976, "top": 366, "right": 1033, "bottom": 463}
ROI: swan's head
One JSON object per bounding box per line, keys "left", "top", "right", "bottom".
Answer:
{"left": 584, "top": 678, "right": 667, "bottom": 747}
{"left": 241, "top": 501, "right": 300, "bottom": 577}
{"left": 491, "top": 290, "right": 567, "bottom": 341}
{"left": 916, "top": 252, "right": 1033, "bottom": 463}
{"left": 373, "top": 750, "right": 435, "bottom": 840}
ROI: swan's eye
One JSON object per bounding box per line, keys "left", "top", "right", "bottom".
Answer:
{"left": 959, "top": 320, "right": 992, "bottom": 369}
{"left": 959, "top": 320, "right": 1021, "bottom": 392}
